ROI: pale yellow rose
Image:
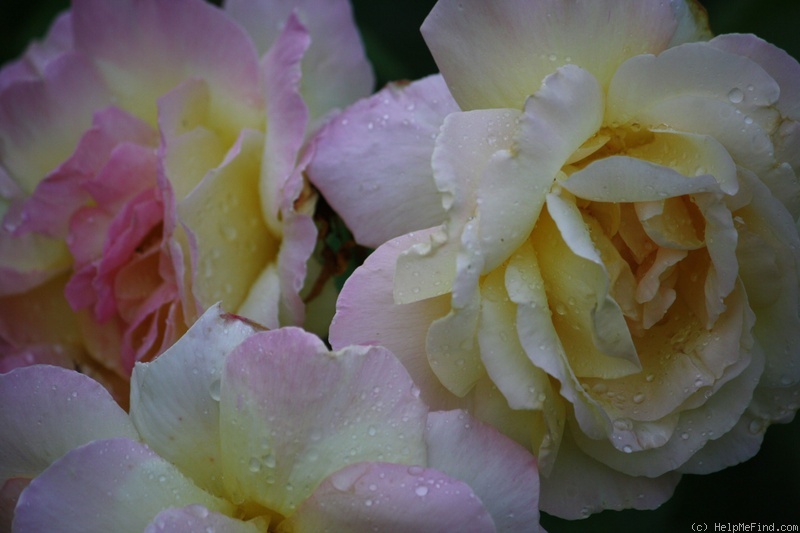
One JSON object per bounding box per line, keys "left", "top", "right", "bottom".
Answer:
{"left": 309, "top": 0, "right": 800, "bottom": 517}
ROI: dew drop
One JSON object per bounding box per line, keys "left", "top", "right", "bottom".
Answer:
{"left": 209, "top": 379, "right": 221, "bottom": 402}
{"left": 415, "top": 486, "right": 429, "bottom": 496}
{"left": 680, "top": 432, "right": 689, "bottom": 440}
{"left": 248, "top": 457, "right": 262, "bottom": 473}
{"left": 407, "top": 466, "right": 424, "bottom": 476}
{"left": 623, "top": 445, "right": 633, "bottom": 454}
{"left": 367, "top": 425, "right": 377, "bottom": 437}
{"left": 633, "top": 393, "right": 645, "bottom": 404}
{"left": 263, "top": 453, "right": 276, "bottom": 469}
{"left": 728, "top": 88, "right": 744, "bottom": 104}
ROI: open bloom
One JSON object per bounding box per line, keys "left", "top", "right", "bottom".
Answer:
{"left": 309, "top": 0, "right": 800, "bottom": 517}
{"left": 0, "top": 0, "right": 372, "bottom": 400}
{"left": 0, "top": 305, "right": 541, "bottom": 532}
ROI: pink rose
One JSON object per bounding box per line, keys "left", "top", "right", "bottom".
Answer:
{"left": 0, "top": 0, "right": 372, "bottom": 401}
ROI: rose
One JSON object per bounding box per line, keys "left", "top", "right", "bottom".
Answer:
{"left": 0, "top": 304, "right": 541, "bottom": 532}
{"left": 0, "top": 0, "right": 372, "bottom": 401}
{"left": 308, "top": 0, "right": 800, "bottom": 518}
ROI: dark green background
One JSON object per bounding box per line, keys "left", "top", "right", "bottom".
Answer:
{"left": 2, "top": 1, "right": 799, "bottom": 531}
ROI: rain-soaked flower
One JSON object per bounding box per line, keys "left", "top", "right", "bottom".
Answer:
{"left": 0, "top": 305, "right": 541, "bottom": 532}
{"left": 0, "top": 0, "right": 372, "bottom": 401}
{"left": 308, "top": 0, "right": 800, "bottom": 517}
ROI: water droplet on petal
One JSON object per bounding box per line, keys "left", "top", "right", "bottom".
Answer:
{"left": 415, "top": 485, "right": 429, "bottom": 496}
{"left": 209, "top": 379, "right": 221, "bottom": 402}
{"left": 728, "top": 88, "right": 744, "bottom": 104}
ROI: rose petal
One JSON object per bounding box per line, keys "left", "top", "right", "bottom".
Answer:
{"left": 330, "top": 229, "right": 458, "bottom": 411}
{"left": 543, "top": 192, "right": 640, "bottom": 376}
{"left": 72, "top": 0, "right": 263, "bottom": 138}
{"left": 0, "top": 51, "right": 109, "bottom": 193}
{"left": 13, "top": 438, "right": 234, "bottom": 533}
{"left": 422, "top": 0, "right": 679, "bottom": 110}
{"left": 308, "top": 75, "right": 458, "bottom": 248}
{"left": 607, "top": 42, "right": 780, "bottom": 131}
{"left": 0, "top": 366, "right": 137, "bottom": 485}
{"left": 709, "top": 34, "right": 800, "bottom": 121}
{"left": 474, "top": 65, "right": 605, "bottom": 271}
{"left": 145, "top": 505, "right": 266, "bottom": 533}
{"left": 426, "top": 410, "right": 542, "bottom": 532}
{"left": 219, "top": 329, "right": 428, "bottom": 516}
{"left": 280, "top": 462, "right": 496, "bottom": 533}
{"left": 129, "top": 304, "right": 260, "bottom": 497}
{"left": 0, "top": 273, "right": 81, "bottom": 348}
{"left": 478, "top": 265, "right": 550, "bottom": 411}
{"left": 539, "top": 428, "right": 680, "bottom": 519}
{"left": 573, "top": 311, "right": 762, "bottom": 477}
{"left": 260, "top": 12, "right": 309, "bottom": 237}
{"left": 177, "top": 129, "right": 279, "bottom": 314}
{"left": 225, "top": 0, "right": 373, "bottom": 122}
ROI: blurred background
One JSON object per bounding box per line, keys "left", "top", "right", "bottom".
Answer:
{"left": 2, "top": 1, "right": 799, "bottom": 531}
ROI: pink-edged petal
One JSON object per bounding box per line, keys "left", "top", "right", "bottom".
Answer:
{"left": 177, "top": 130, "right": 280, "bottom": 316}
{"left": 280, "top": 462, "right": 496, "bottom": 533}
{"left": 308, "top": 75, "right": 459, "bottom": 248}
{"left": 0, "top": 366, "right": 137, "bottom": 485}
{"left": 0, "top": 344, "right": 77, "bottom": 374}
{"left": 273, "top": 203, "right": 317, "bottom": 328}
{"left": 0, "top": 51, "right": 110, "bottom": 193}
{"left": 219, "top": 329, "right": 429, "bottom": 516}
{"left": 8, "top": 106, "right": 157, "bottom": 239}
{"left": 422, "top": 0, "right": 679, "bottom": 110}
{"left": 260, "top": 13, "right": 309, "bottom": 237}
{"left": 225, "top": 0, "right": 373, "bottom": 121}
{"left": 13, "top": 438, "right": 235, "bottom": 533}
{"left": 129, "top": 304, "right": 261, "bottom": 497}
{"left": 329, "top": 229, "right": 460, "bottom": 411}
{"left": 426, "top": 410, "right": 541, "bottom": 532}
{"left": 72, "top": 0, "right": 263, "bottom": 138}
{"left": 145, "top": 506, "right": 267, "bottom": 533}
{"left": 539, "top": 428, "right": 680, "bottom": 519}
{"left": 0, "top": 12, "right": 73, "bottom": 91}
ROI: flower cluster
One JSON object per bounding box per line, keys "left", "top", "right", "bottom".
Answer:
{"left": 2, "top": 0, "right": 799, "bottom": 530}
